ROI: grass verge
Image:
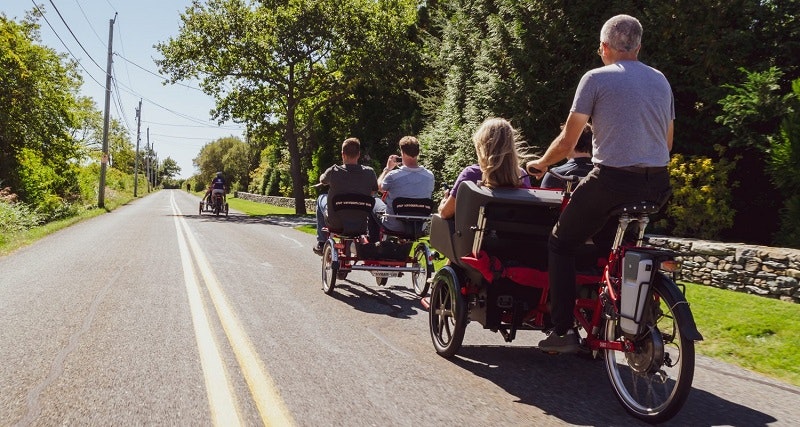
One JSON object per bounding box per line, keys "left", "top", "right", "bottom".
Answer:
{"left": 684, "top": 281, "right": 800, "bottom": 386}
{"left": 0, "top": 192, "right": 136, "bottom": 257}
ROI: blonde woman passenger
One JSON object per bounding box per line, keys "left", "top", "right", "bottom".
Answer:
{"left": 437, "top": 118, "right": 531, "bottom": 219}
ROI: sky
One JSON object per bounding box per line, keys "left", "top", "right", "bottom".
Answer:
{"left": 2, "top": 0, "right": 246, "bottom": 179}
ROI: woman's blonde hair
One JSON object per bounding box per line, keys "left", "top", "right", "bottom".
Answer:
{"left": 472, "top": 117, "right": 521, "bottom": 188}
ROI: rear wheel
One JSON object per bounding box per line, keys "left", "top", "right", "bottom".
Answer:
{"left": 198, "top": 202, "right": 202, "bottom": 215}
{"left": 411, "top": 243, "right": 433, "bottom": 297}
{"left": 322, "top": 242, "right": 338, "bottom": 295}
{"left": 604, "top": 274, "right": 695, "bottom": 423}
{"left": 429, "top": 266, "right": 467, "bottom": 358}
{"left": 224, "top": 203, "right": 229, "bottom": 217}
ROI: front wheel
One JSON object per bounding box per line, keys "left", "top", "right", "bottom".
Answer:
{"left": 411, "top": 243, "right": 433, "bottom": 297}
{"left": 429, "top": 266, "right": 467, "bottom": 358}
{"left": 604, "top": 274, "right": 696, "bottom": 423}
{"left": 321, "top": 242, "right": 338, "bottom": 295}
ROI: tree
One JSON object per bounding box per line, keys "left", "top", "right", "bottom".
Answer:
{"left": 157, "top": 0, "right": 424, "bottom": 214}
{"left": 193, "top": 136, "right": 250, "bottom": 190}
{"left": 0, "top": 13, "right": 84, "bottom": 207}
{"left": 158, "top": 157, "right": 181, "bottom": 181}
{"left": 716, "top": 68, "right": 791, "bottom": 244}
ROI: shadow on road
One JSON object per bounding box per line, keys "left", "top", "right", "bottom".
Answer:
{"left": 182, "top": 211, "right": 315, "bottom": 227}
{"left": 447, "top": 345, "right": 776, "bottom": 426}
{"left": 323, "top": 278, "right": 424, "bottom": 320}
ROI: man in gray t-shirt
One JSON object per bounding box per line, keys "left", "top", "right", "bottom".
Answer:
{"left": 313, "top": 137, "right": 378, "bottom": 255}
{"left": 374, "top": 136, "right": 435, "bottom": 235}
{"left": 526, "top": 14, "right": 673, "bottom": 354}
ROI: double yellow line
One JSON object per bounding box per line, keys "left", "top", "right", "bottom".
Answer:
{"left": 171, "top": 193, "right": 294, "bottom": 426}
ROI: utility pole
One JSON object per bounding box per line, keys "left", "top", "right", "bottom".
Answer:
{"left": 97, "top": 13, "right": 117, "bottom": 208}
{"left": 146, "top": 128, "right": 151, "bottom": 193}
{"left": 133, "top": 99, "right": 142, "bottom": 197}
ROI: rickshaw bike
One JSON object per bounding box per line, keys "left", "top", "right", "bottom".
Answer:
{"left": 320, "top": 194, "right": 435, "bottom": 297}
{"left": 423, "top": 172, "right": 703, "bottom": 423}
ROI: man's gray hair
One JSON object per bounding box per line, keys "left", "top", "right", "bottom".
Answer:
{"left": 600, "top": 14, "right": 642, "bottom": 52}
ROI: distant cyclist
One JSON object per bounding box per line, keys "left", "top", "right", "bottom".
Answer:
{"left": 209, "top": 172, "right": 227, "bottom": 205}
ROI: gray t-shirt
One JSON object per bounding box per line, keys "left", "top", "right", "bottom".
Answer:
{"left": 572, "top": 60, "right": 674, "bottom": 168}
{"left": 380, "top": 166, "right": 435, "bottom": 231}
{"left": 320, "top": 163, "right": 378, "bottom": 215}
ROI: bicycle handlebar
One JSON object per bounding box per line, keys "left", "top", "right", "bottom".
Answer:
{"left": 525, "top": 166, "right": 582, "bottom": 184}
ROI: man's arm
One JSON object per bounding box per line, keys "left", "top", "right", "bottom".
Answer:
{"left": 526, "top": 112, "right": 590, "bottom": 178}
{"left": 666, "top": 120, "right": 674, "bottom": 152}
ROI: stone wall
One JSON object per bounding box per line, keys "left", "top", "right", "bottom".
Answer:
{"left": 234, "top": 192, "right": 800, "bottom": 303}
{"left": 645, "top": 236, "right": 800, "bottom": 303}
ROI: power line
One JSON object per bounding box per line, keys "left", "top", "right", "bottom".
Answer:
{"left": 114, "top": 53, "right": 202, "bottom": 91}
{"left": 47, "top": 0, "right": 104, "bottom": 72}
{"left": 29, "top": 1, "right": 105, "bottom": 90}
{"left": 143, "top": 120, "right": 243, "bottom": 130}
{"left": 73, "top": 0, "right": 105, "bottom": 46}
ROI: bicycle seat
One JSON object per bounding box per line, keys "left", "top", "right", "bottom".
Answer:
{"left": 609, "top": 201, "right": 661, "bottom": 216}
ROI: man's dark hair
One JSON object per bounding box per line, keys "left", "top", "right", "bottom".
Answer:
{"left": 398, "top": 136, "right": 420, "bottom": 158}
{"left": 575, "top": 124, "right": 593, "bottom": 154}
{"left": 341, "top": 137, "right": 361, "bottom": 158}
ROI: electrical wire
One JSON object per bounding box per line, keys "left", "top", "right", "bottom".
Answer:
{"left": 47, "top": 0, "right": 104, "bottom": 72}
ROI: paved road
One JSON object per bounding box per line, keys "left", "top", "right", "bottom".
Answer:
{"left": 1, "top": 190, "right": 798, "bottom": 426}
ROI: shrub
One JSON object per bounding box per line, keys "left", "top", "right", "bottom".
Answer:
{"left": 0, "top": 200, "right": 41, "bottom": 233}
{"left": 660, "top": 154, "right": 736, "bottom": 239}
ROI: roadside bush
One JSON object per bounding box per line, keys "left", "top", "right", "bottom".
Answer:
{"left": 659, "top": 154, "right": 736, "bottom": 239}
{"left": 0, "top": 201, "right": 41, "bottom": 233}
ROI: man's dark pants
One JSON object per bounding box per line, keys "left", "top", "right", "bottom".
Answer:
{"left": 548, "top": 166, "right": 671, "bottom": 335}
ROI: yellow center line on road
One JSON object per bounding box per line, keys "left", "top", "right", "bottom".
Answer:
{"left": 172, "top": 193, "right": 295, "bottom": 427}
{"left": 171, "top": 196, "right": 243, "bottom": 426}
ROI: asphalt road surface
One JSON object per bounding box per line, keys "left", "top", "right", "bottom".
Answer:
{"left": 1, "top": 190, "right": 798, "bottom": 426}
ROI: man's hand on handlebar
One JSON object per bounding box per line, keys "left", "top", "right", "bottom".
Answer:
{"left": 525, "top": 160, "right": 548, "bottom": 180}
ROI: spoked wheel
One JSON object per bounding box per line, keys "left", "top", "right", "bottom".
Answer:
{"left": 429, "top": 266, "right": 467, "bottom": 358}
{"left": 604, "top": 274, "right": 696, "bottom": 423}
{"left": 321, "top": 242, "right": 338, "bottom": 295}
{"left": 411, "top": 243, "right": 433, "bottom": 297}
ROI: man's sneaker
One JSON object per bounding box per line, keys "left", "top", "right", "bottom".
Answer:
{"left": 312, "top": 242, "right": 324, "bottom": 255}
{"left": 538, "top": 329, "right": 579, "bottom": 354}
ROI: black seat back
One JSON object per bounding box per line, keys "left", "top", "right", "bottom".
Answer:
{"left": 328, "top": 193, "right": 375, "bottom": 236}
{"left": 430, "top": 181, "right": 563, "bottom": 269}
{"left": 390, "top": 197, "right": 433, "bottom": 239}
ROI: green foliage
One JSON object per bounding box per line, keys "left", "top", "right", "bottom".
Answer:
{"left": 193, "top": 136, "right": 249, "bottom": 188}
{"left": 0, "top": 15, "right": 84, "bottom": 203}
{"left": 775, "top": 195, "right": 800, "bottom": 248}
{"left": 661, "top": 154, "right": 736, "bottom": 239}
{"left": 716, "top": 67, "right": 791, "bottom": 153}
{"left": 0, "top": 200, "right": 41, "bottom": 233}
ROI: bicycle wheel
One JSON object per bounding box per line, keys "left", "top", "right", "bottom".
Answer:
{"left": 604, "top": 273, "right": 695, "bottom": 423}
{"left": 429, "top": 266, "right": 466, "bottom": 358}
{"left": 411, "top": 243, "right": 432, "bottom": 297}
{"left": 322, "top": 242, "right": 338, "bottom": 295}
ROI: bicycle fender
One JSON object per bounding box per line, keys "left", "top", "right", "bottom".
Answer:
{"left": 655, "top": 272, "right": 704, "bottom": 341}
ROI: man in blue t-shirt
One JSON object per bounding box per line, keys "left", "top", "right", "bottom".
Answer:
{"left": 209, "top": 172, "right": 227, "bottom": 204}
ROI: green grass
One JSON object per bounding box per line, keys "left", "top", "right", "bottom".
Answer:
{"left": 684, "top": 282, "right": 800, "bottom": 386}
{"left": 226, "top": 196, "right": 298, "bottom": 215}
